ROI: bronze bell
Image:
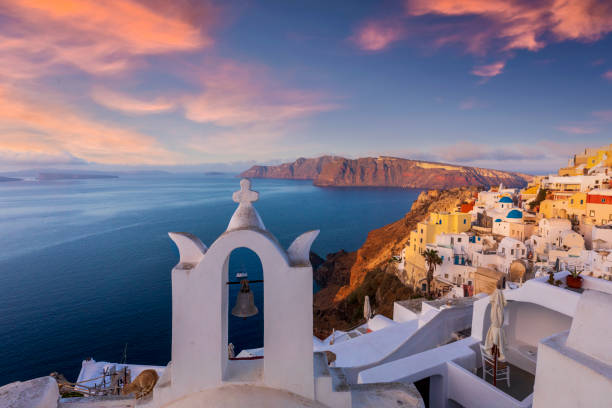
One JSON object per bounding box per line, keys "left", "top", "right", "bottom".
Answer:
{"left": 231, "top": 279, "right": 258, "bottom": 319}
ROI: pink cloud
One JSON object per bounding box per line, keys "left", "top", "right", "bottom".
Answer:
{"left": 459, "top": 98, "right": 480, "bottom": 110}
{"left": 352, "top": 19, "right": 405, "bottom": 51}
{"left": 557, "top": 125, "right": 598, "bottom": 134}
{"left": 593, "top": 110, "right": 612, "bottom": 121}
{"left": 603, "top": 70, "right": 612, "bottom": 81}
{"left": 91, "top": 87, "right": 176, "bottom": 115}
{"left": 180, "top": 61, "right": 339, "bottom": 127}
{"left": 0, "top": 0, "right": 216, "bottom": 78}
{"left": 404, "top": 0, "right": 612, "bottom": 55}
{"left": 0, "top": 85, "right": 177, "bottom": 165}
{"left": 472, "top": 61, "right": 505, "bottom": 77}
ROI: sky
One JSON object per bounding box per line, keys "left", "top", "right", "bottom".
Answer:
{"left": 0, "top": 0, "right": 611, "bottom": 174}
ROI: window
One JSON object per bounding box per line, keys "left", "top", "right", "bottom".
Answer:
{"left": 420, "top": 228, "right": 423, "bottom": 234}
{"left": 571, "top": 199, "right": 574, "bottom": 204}
{"left": 420, "top": 238, "right": 423, "bottom": 243}
{"left": 590, "top": 210, "right": 596, "bottom": 217}
{"left": 602, "top": 198, "right": 606, "bottom": 203}
{"left": 463, "top": 219, "right": 467, "bottom": 224}
{"left": 522, "top": 249, "right": 525, "bottom": 255}
{"left": 445, "top": 274, "right": 449, "bottom": 278}
{"left": 580, "top": 200, "right": 584, "bottom": 204}
{"left": 511, "top": 249, "right": 515, "bottom": 255}
{"left": 458, "top": 238, "right": 462, "bottom": 242}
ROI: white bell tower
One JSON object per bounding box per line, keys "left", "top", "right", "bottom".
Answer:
{"left": 160, "top": 178, "right": 319, "bottom": 404}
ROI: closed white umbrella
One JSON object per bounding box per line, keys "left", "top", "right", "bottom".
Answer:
{"left": 484, "top": 288, "right": 507, "bottom": 385}
{"left": 364, "top": 296, "right": 372, "bottom": 321}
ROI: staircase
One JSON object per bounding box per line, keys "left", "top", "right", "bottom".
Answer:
{"left": 313, "top": 352, "right": 351, "bottom": 408}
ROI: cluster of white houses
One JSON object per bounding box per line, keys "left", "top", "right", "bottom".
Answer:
{"left": 402, "top": 147, "right": 612, "bottom": 299}
{"left": 3, "top": 166, "right": 612, "bottom": 407}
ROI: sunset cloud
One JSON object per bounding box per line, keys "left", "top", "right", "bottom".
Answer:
{"left": 91, "top": 87, "right": 176, "bottom": 115}
{"left": 0, "top": 0, "right": 215, "bottom": 78}
{"left": 471, "top": 61, "right": 505, "bottom": 77}
{"left": 404, "top": 0, "right": 612, "bottom": 54}
{"left": 181, "top": 61, "right": 339, "bottom": 127}
{"left": 557, "top": 125, "right": 598, "bottom": 134}
{"left": 604, "top": 70, "right": 612, "bottom": 81}
{"left": 458, "top": 98, "right": 485, "bottom": 110}
{"left": 593, "top": 110, "right": 612, "bottom": 121}
{"left": 0, "top": 85, "right": 176, "bottom": 165}
{"left": 352, "top": 19, "right": 405, "bottom": 51}
{"left": 351, "top": 1, "right": 612, "bottom": 78}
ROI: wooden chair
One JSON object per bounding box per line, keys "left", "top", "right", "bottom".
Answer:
{"left": 480, "top": 344, "right": 510, "bottom": 387}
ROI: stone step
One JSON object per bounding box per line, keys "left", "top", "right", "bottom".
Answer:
{"left": 329, "top": 367, "right": 350, "bottom": 393}
{"left": 58, "top": 395, "right": 135, "bottom": 408}
{"left": 313, "top": 351, "right": 330, "bottom": 378}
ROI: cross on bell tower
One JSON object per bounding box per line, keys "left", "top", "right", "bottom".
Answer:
{"left": 227, "top": 178, "right": 266, "bottom": 231}
{"left": 233, "top": 179, "right": 259, "bottom": 204}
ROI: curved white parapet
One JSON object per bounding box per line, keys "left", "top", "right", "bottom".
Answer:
{"left": 168, "top": 232, "right": 208, "bottom": 268}
{"left": 0, "top": 376, "right": 59, "bottom": 408}
{"left": 287, "top": 230, "right": 320, "bottom": 267}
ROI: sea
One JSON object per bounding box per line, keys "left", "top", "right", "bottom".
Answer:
{"left": 0, "top": 174, "right": 421, "bottom": 385}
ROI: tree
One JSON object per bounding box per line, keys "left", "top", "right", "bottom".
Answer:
{"left": 423, "top": 249, "right": 443, "bottom": 298}
{"left": 529, "top": 188, "right": 548, "bottom": 210}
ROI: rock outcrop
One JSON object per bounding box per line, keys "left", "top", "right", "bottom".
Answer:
{"left": 313, "top": 187, "right": 478, "bottom": 338}
{"left": 240, "top": 156, "right": 531, "bottom": 189}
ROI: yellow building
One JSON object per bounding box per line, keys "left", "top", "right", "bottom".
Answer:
{"left": 403, "top": 211, "right": 471, "bottom": 289}
{"left": 520, "top": 185, "right": 539, "bottom": 202}
{"left": 539, "top": 192, "right": 587, "bottom": 221}
{"left": 405, "top": 212, "right": 471, "bottom": 259}
{"left": 567, "top": 192, "right": 587, "bottom": 219}
{"left": 539, "top": 199, "right": 565, "bottom": 219}
{"left": 560, "top": 144, "right": 612, "bottom": 175}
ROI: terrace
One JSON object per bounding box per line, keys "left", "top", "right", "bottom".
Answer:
{"left": 358, "top": 273, "right": 612, "bottom": 407}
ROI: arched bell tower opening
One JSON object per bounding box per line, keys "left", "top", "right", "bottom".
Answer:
{"left": 226, "top": 247, "right": 264, "bottom": 357}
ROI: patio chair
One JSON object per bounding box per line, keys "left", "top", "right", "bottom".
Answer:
{"left": 480, "top": 344, "right": 510, "bottom": 387}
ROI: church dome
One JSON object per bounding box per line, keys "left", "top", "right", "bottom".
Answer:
{"left": 506, "top": 209, "right": 523, "bottom": 219}
{"left": 499, "top": 196, "right": 513, "bottom": 203}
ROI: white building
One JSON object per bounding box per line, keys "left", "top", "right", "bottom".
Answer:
{"left": 541, "top": 174, "right": 609, "bottom": 193}
{"left": 356, "top": 273, "right": 612, "bottom": 408}
{"left": 538, "top": 218, "right": 571, "bottom": 245}
{"left": 592, "top": 224, "right": 612, "bottom": 250}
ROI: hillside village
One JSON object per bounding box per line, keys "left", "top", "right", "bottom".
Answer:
{"left": 401, "top": 143, "right": 612, "bottom": 299}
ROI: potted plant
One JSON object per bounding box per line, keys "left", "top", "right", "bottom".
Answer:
{"left": 566, "top": 269, "right": 583, "bottom": 289}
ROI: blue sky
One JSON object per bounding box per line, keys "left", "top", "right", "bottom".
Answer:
{"left": 0, "top": 0, "right": 611, "bottom": 174}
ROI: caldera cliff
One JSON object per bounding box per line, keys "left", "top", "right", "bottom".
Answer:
{"left": 241, "top": 156, "right": 531, "bottom": 189}
{"left": 313, "top": 187, "right": 478, "bottom": 338}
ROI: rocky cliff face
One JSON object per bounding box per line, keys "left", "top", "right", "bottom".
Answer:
{"left": 240, "top": 156, "right": 337, "bottom": 180}
{"left": 240, "top": 156, "right": 531, "bottom": 189}
{"left": 313, "top": 187, "right": 478, "bottom": 338}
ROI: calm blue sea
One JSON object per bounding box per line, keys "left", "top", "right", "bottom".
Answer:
{"left": 0, "top": 174, "right": 420, "bottom": 384}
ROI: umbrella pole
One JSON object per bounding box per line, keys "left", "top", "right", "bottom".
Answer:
{"left": 492, "top": 344, "right": 498, "bottom": 387}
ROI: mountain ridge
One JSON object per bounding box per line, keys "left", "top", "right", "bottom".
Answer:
{"left": 240, "top": 155, "right": 532, "bottom": 189}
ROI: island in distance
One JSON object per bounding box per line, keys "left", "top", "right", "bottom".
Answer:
{"left": 36, "top": 173, "right": 119, "bottom": 181}
{"left": 0, "top": 176, "right": 20, "bottom": 182}
{"left": 240, "top": 155, "right": 532, "bottom": 189}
